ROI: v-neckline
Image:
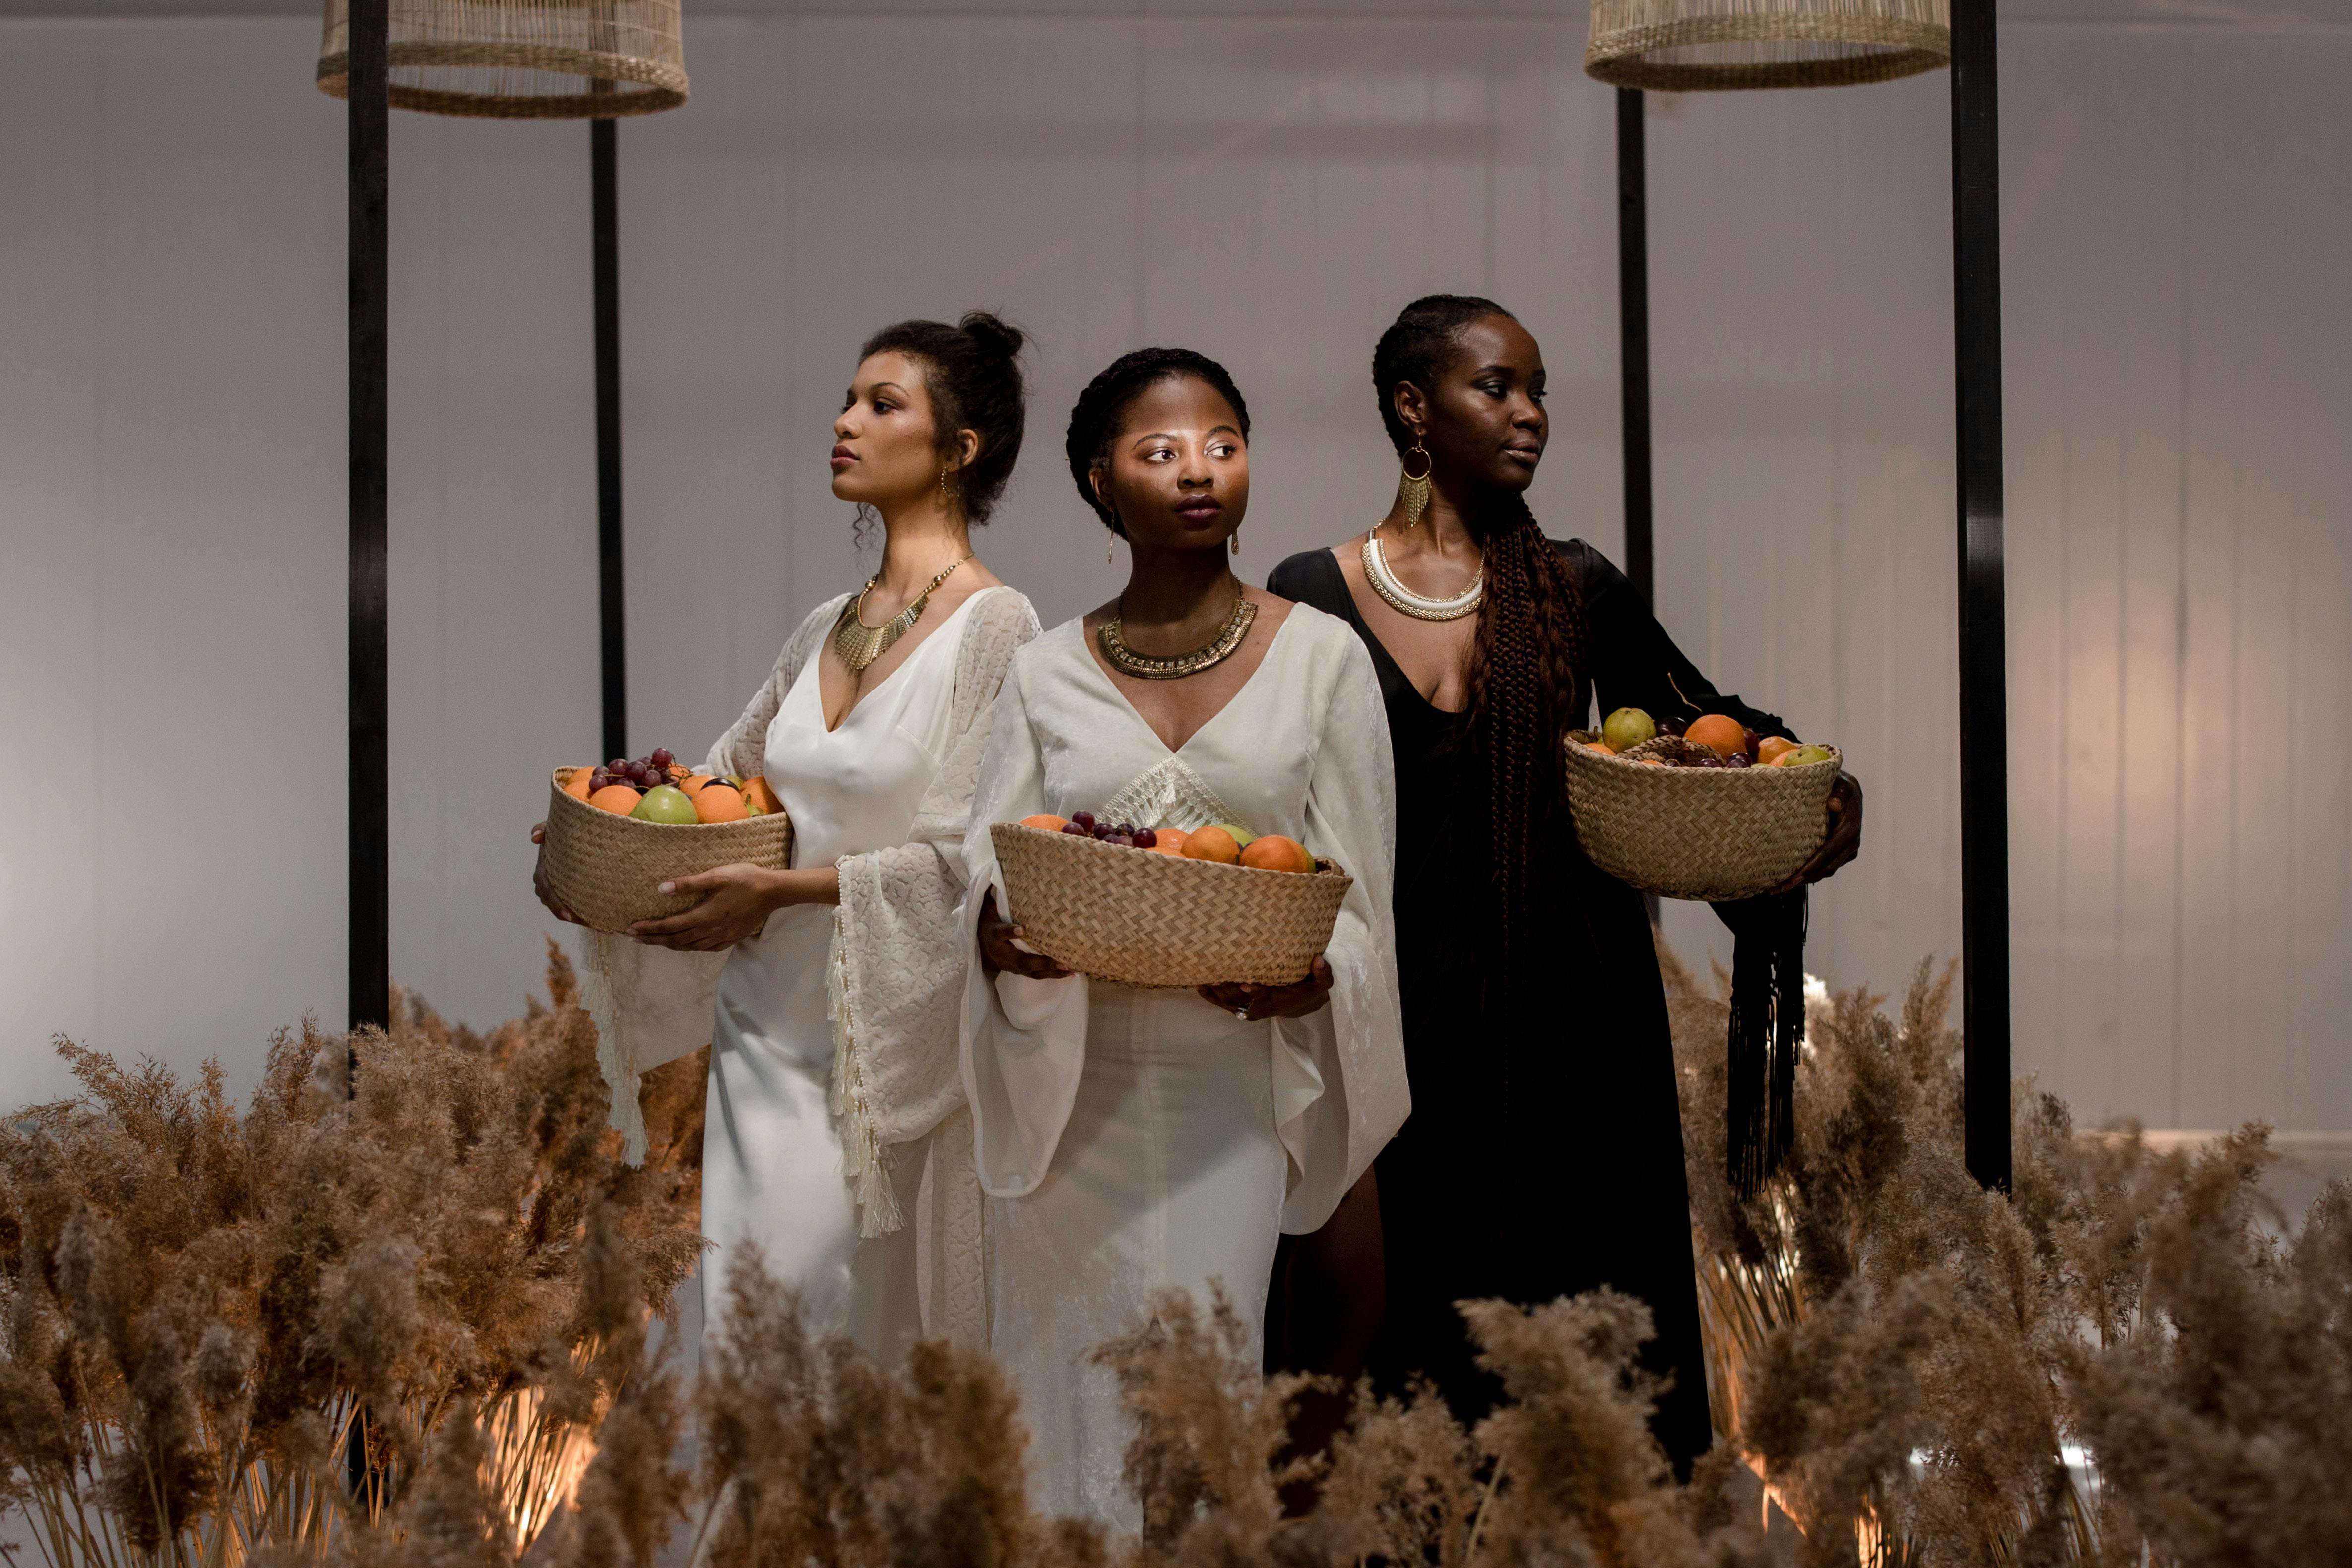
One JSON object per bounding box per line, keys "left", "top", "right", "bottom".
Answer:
{"left": 1322, "top": 547, "right": 1467, "bottom": 719}
{"left": 1076, "top": 609, "right": 1295, "bottom": 757}
{"left": 818, "top": 587, "right": 988, "bottom": 735}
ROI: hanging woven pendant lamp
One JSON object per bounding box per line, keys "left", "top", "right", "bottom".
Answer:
{"left": 317, "top": 0, "right": 687, "bottom": 119}
{"left": 1586, "top": 0, "right": 1948, "bottom": 91}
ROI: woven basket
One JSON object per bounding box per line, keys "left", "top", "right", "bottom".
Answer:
{"left": 1584, "top": 0, "right": 1948, "bottom": 92}
{"left": 541, "top": 770, "right": 792, "bottom": 933}
{"left": 318, "top": 0, "right": 688, "bottom": 120}
{"left": 991, "top": 824, "right": 1353, "bottom": 989}
{"left": 1562, "top": 733, "right": 1839, "bottom": 901}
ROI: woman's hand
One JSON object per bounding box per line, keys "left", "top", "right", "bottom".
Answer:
{"left": 529, "top": 823, "right": 582, "bottom": 925}
{"left": 1779, "top": 771, "right": 1863, "bottom": 891}
{"left": 1200, "top": 955, "right": 1335, "bottom": 1022}
{"left": 629, "top": 863, "right": 789, "bottom": 951}
{"left": 977, "top": 888, "right": 1073, "bottom": 981}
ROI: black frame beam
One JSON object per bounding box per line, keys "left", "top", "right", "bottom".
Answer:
{"left": 347, "top": 0, "right": 390, "bottom": 1037}
{"left": 1950, "top": 0, "right": 2012, "bottom": 1190}
{"left": 593, "top": 117, "right": 626, "bottom": 763}
{"left": 1616, "top": 86, "right": 1654, "bottom": 611}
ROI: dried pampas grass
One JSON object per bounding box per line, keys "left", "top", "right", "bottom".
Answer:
{"left": 0, "top": 942, "right": 703, "bottom": 1568}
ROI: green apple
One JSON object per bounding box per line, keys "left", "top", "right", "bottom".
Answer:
{"left": 1209, "top": 822, "right": 1258, "bottom": 848}
{"left": 1775, "top": 745, "right": 1835, "bottom": 768}
{"left": 633, "top": 784, "right": 699, "bottom": 824}
{"left": 1602, "top": 707, "right": 1656, "bottom": 753}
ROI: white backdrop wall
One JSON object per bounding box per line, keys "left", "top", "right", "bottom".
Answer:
{"left": 3, "top": 1, "right": 2346, "bottom": 1136}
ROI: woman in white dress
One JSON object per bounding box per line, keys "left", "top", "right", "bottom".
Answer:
{"left": 533, "top": 312, "right": 1040, "bottom": 1359}
{"left": 961, "top": 349, "right": 1409, "bottom": 1526}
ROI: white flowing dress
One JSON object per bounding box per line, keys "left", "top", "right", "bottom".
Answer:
{"left": 958, "top": 606, "right": 1408, "bottom": 1528}
{"left": 579, "top": 583, "right": 1038, "bottom": 1360}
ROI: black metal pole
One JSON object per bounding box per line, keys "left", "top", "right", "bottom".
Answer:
{"left": 1951, "top": 0, "right": 2011, "bottom": 1191}
{"left": 1616, "top": 86, "right": 1661, "bottom": 929}
{"left": 1615, "top": 87, "right": 1654, "bottom": 610}
{"left": 348, "top": 0, "right": 390, "bottom": 1039}
{"left": 592, "top": 117, "right": 626, "bottom": 763}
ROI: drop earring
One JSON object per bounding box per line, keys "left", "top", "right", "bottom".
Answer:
{"left": 1108, "top": 536, "right": 1115, "bottom": 566}
{"left": 1397, "top": 438, "right": 1433, "bottom": 527}
{"left": 1230, "top": 528, "right": 1240, "bottom": 556}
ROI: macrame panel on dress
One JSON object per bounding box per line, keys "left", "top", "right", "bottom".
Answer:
{"left": 1099, "top": 755, "right": 1243, "bottom": 834}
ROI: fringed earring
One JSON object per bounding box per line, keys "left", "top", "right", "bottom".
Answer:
{"left": 1230, "top": 527, "right": 1240, "bottom": 556}
{"left": 1107, "top": 535, "right": 1115, "bottom": 566}
{"left": 1398, "top": 439, "right": 1433, "bottom": 527}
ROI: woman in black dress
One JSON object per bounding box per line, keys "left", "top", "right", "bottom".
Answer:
{"left": 1265, "top": 295, "right": 1862, "bottom": 1473}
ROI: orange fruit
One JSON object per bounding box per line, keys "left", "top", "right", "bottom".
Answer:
{"left": 1639, "top": 757, "right": 1666, "bottom": 766}
{"left": 678, "top": 773, "right": 719, "bottom": 798}
{"left": 1181, "top": 825, "right": 1240, "bottom": 865}
{"left": 1021, "top": 814, "right": 1069, "bottom": 832}
{"left": 1584, "top": 741, "right": 1616, "bottom": 756}
{"left": 1147, "top": 827, "right": 1190, "bottom": 856}
{"left": 741, "top": 777, "right": 783, "bottom": 816}
{"left": 1756, "top": 736, "right": 1798, "bottom": 766}
{"left": 1685, "top": 714, "right": 1745, "bottom": 757}
{"left": 562, "top": 767, "right": 593, "bottom": 801}
{"left": 1240, "top": 834, "right": 1312, "bottom": 874}
{"left": 694, "top": 784, "right": 748, "bottom": 823}
{"left": 587, "top": 784, "right": 642, "bottom": 815}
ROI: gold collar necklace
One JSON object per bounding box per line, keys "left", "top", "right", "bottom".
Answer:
{"left": 833, "top": 554, "right": 971, "bottom": 674}
{"left": 1098, "top": 588, "right": 1257, "bottom": 681}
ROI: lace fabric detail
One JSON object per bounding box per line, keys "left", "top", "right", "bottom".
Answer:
{"left": 1098, "top": 755, "right": 1244, "bottom": 833}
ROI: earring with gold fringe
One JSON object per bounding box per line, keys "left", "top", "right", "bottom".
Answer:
{"left": 1397, "top": 438, "right": 1433, "bottom": 527}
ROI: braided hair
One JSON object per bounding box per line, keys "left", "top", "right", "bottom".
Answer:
{"left": 1065, "top": 347, "right": 1252, "bottom": 534}
{"left": 1373, "top": 295, "right": 1589, "bottom": 958}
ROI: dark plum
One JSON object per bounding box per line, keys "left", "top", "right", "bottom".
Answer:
{"left": 1658, "top": 715, "right": 1686, "bottom": 738}
{"left": 1133, "top": 828, "right": 1157, "bottom": 848}
{"left": 1071, "top": 811, "right": 1096, "bottom": 830}
{"left": 1740, "top": 727, "right": 1761, "bottom": 760}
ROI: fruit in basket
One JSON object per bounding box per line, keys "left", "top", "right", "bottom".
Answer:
{"left": 1602, "top": 707, "right": 1655, "bottom": 753}
{"left": 742, "top": 777, "right": 783, "bottom": 816}
{"left": 563, "top": 768, "right": 594, "bottom": 801}
{"left": 695, "top": 783, "right": 749, "bottom": 823}
{"left": 587, "top": 783, "right": 642, "bottom": 815}
{"left": 1775, "top": 744, "right": 1835, "bottom": 767}
{"left": 632, "top": 784, "right": 699, "bottom": 824}
{"left": 1183, "top": 826, "right": 1242, "bottom": 865}
{"left": 1240, "top": 835, "right": 1313, "bottom": 874}
{"left": 1207, "top": 822, "right": 1258, "bottom": 848}
{"left": 1022, "top": 814, "right": 1069, "bottom": 832}
{"left": 1146, "top": 827, "right": 1190, "bottom": 856}
{"left": 1685, "top": 714, "right": 1746, "bottom": 757}
{"left": 1741, "top": 726, "right": 1762, "bottom": 760}
{"left": 1757, "top": 736, "right": 1798, "bottom": 766}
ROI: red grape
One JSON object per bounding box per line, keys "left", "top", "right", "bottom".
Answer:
{"left": 1060, "top": 821, "right": 1089, "bottom": 836}
{"left": 608, "top": 757, "right": 630, "bottom": 772}
{"left": 650, "top": 747, "right": 674, "bottom": 769}
{"left": 1133, "top": 828, "right": 1157, "bottom": 848}
{"left": 1071, "top": 811, "right": 1096, "bottom": 830}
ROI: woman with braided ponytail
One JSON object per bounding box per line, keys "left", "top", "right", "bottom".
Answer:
{"left": 1267, "top": 296, "right": 1862, "bottom": 1474}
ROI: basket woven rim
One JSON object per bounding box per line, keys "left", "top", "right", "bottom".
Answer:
{"left": 994, "top": 821, "right": 1351, "bottom": 885}
{"left": 317, "top": 46, "right": 688, "bottom": 118}
{"left": 1568, "top": 734, "right": 1842, "bottom": 774}
{"left": 1586, "top": 15, "right": 1948, "bottom": 91}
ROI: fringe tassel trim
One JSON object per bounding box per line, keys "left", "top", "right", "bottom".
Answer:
{"left": 827, "top": 901, "right": 904, "bottom": 1239}
{"left": 578, "top": 927, "right": 649, "bottom": 1166}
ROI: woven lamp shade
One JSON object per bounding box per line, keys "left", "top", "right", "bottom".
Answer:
{"left": 1586, "top": 0, "right": 1947, "bottom": 91}
{"left": 318, "top": 0, "right": 687, "bottom": 119}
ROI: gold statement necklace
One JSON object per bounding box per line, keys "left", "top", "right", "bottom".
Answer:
{"left": 833, "top": 554, "right": 971, "bottom": 675}
{"left": 1361, "top": 520, "right": 1483, "bottom": 622}
{"left": 1098, "top": 588, "right": 1257, "bottom": 681}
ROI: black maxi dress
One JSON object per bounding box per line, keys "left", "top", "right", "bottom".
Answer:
{"left": 1266, "top": 538, "right": 1793, "bottom": 1473}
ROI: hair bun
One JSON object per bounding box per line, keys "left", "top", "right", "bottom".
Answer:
{"left": 959, "top": 311, "right": 1026, "bottom": 362}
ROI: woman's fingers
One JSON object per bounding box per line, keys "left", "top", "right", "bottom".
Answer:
{"left": 531, "top": 822, "right": 547, "bottom": 844}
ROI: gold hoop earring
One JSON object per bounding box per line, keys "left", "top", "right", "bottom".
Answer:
{"left": 1398, "top": 439, "right": 1433, "bottom": 527}
{"left": 938, "top": 463, "right": 954, "bottom": 505}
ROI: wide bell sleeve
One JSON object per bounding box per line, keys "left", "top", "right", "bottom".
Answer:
{"left": 581, "top": 597, "right": 842, "bottom": 1162}
{"left": 1270, "top": 635, "right": 1408, "bottom": 1233}
{"left": 827, "top": 590, "right": 1040, "bottom": 1237}
{"left": 956, "top": 654, "right": 1094, "bottom": 1202}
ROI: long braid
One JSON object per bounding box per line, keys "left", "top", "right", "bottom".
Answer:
{"left": 1466, "top": 491, "right": 1589, "bottom": 962}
